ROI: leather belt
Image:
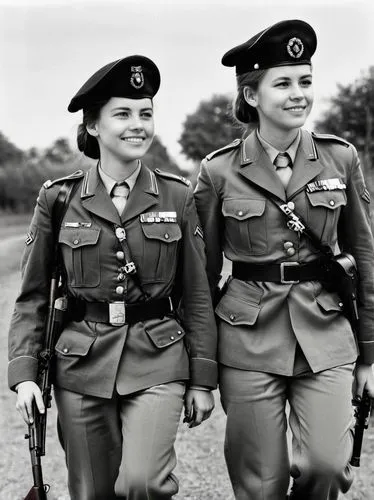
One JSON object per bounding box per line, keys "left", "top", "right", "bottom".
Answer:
{"left": 232, "top": 259, "right": 328, "bottom": 284}
{"left": 69, "top": 297, "right": 174, "bottom": 326}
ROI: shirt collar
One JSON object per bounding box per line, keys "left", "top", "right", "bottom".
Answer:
{"left": 99, "top": 160, "right": 142, "bottom": 195}
{"left": 256, "top": 129, "right": 301, "bottom": 165}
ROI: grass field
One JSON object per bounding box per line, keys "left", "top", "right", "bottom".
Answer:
{"left": 0, "top": 218, "right": 373, "bottom": 499}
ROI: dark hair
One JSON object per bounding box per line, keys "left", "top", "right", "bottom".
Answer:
{"left": 76, "top": 99, "right": 109, "bottom": 159}
{"left": 233, "top": 69, "right": 266, "bottom": 127}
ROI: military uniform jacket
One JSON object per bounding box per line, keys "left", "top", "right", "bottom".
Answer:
{"left": 8, "top": 163, "right": 218, "bottom": 397}
{"left": 194, "top": 129, "right": 374, "bottom": 375}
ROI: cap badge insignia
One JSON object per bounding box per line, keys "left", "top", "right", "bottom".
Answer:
{"left": 130, "top": 65, "right": 144, "bottom": 89}
{"left": 287, "top": 37, "right": 304, "bottom": 59}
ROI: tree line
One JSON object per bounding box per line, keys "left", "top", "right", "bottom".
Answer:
{"left": 0, "top": 135, "right": 180, "bottom": 213}
{"left": 1, "top": 66, "right": 373, "bottom": 212}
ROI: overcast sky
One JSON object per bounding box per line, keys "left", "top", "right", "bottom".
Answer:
{"left": 1, "top": 0, "right": 373, "bottom": 168}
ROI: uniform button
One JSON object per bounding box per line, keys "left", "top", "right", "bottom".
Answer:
{"left": 116, "top": 251, "right": 125, "bottom": 260}
{"left": 286, "top": 248, "right": 296, "bottom": 256}
{"left": 170, "top": 336, "right": 175, "bottom": 341}
{"left": 116, "top": 286, "right": 124, "bottom": 295}
{"left": 117, "top": 273, "right": 125, "bottom": 281}
{"left": 329, "top": 200, "right": 335, "bottom": 206}
{"left": 63, "top": 347, "right": 69, "bottom": 353}
{"left": 164, "top": 233, "right": 169, "bottom": 240}
{"left": 284, "top": 241, "right": 294, "bottom": 249}
{"left": 177, "top": 330, "right": 183, "bottom": 335}
{"left": 287, "top": 201, "right": 295, "bottom": 210}
{"left": 229, "top": 314, "right": 236, "bottom": 321}
{"left": 238, "top": 210, "right": 243, "bottom": 216}
{"left": 73, "top": 239, "right": 79, "bottom": 245}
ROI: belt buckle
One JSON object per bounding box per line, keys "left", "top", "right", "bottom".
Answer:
{"left": 109, "top": 301, "right": 126, "bottom": 326}
{"left": 280, "top": 262, "right": 300, "bottom": 284}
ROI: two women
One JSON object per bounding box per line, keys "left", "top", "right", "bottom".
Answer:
{"left": 195, "top": 19, "right": 374, "bottom": 500}
{"left": 9, "top": 55, "right": 217, "bottom": 499}
{"left": 10, "top": 20, "right": 374, "bottom": 500}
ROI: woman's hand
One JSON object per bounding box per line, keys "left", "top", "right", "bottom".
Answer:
{"left": 16, "top": 381, "right": 45, "bottom": 425}
{"left": 183, "top": 388, "right": 215, "bottom": 428}
{"left": 353, "top": 363, "right": 374, "bottom": 399}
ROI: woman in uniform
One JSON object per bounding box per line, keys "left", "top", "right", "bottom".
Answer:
{"left": 9, "top": 55, "right": 217, "bottom": 500}
{"left": 194, "top": 19, "right": 374, "bottom": 500}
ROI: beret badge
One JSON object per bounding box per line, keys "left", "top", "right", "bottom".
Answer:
{"left": 287, "top": 37, "right": 304, "bottom": 58}
{"left": 130, "top": 65, "right": 144, "bottom": 89}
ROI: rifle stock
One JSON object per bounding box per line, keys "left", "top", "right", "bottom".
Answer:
{"left": 25, "top": 485, "right": 48, "bottom": 500}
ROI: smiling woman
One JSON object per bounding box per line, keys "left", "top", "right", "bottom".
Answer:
{"left": 8, "top": 54, "right": 217, "bottom": 500}
{"left": 194, "top": 18, "right": 374, "bottom": 500}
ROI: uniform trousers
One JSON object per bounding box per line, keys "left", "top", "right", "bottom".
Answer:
{"left": 219, "top": 364, "right": 354, "bottom": 500}
{"left": 54, "top": 382, "right": 185, "bottom": 500}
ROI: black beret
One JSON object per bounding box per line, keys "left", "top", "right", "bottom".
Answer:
{"left": 222, "top": 19, "right": 317, "bottom": 75}
{"left": 68, "top": 55, "right": 160, "bottom": 113}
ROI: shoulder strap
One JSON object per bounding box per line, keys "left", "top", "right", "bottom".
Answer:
{"left": 205, "top": 138, "right": 242, "bottom": 161}
{"left": 52, "top": 181, "right": 77, "bottom": 242}
{"left": 51, "top": 180, "right": 80, "bottom": 273}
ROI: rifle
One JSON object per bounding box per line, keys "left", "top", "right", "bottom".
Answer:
{"left": 350, "top": 390, "right": 372, "bottom": 467}
{"left": 24, "top": 294, "right": 67, "bottom": 499}
{"left": 24, "top": 179, "right": 77, "bottom": 499}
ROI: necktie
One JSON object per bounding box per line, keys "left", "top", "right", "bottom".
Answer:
{"left": 111, "top": 182, "right": 129, "bottom": 216}
{"left": 274, "top": 152, "right": 292, "bottom": 189}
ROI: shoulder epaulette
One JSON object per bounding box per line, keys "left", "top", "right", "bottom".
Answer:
{"left": 311, "top": 132, "right": 350, "bottom": 148}
{"left": 154, "top": 168, "right": 190, "bottom": 186}
{"left": 43, "top": 169, "right": 85, "bottom": 189}
{"left": 205, "top": 138, "right": 242, "bottom": 161}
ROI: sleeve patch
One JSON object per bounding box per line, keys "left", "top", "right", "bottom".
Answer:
{"left": 194, "top": 225, "right": 204, "bottom": 239}
{"left": 361, "top": 188, "right": 371, "bottom": 204}
{"left": 25, "top": 231, "right": 34, "bottom": 245}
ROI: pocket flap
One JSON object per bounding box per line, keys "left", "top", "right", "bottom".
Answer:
{"left": 145, "top": 316, "right": 185, "bottom": 348}
{"left": 315, "top": 290, "right": 343, "bottom": 312}
{"left": 141, "top": 223, "right": 182, "bottom": 243}
{"left": 55, "top": 330, "right": 96, "bottom": 356}
{"left": 59, "top": 228, "right": 101, "bottom": 249}
{"left": 215, "top": 294, "right": 260, "bottom": 326}
{"left": 306, "top": 190, "right": 347, "bottom": 210}
{"left": 222, "top": 198, "right": 265, "bottom": 220}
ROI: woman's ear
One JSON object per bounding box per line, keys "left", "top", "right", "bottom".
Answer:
{"left": 86, "top": 123, "right": 98, "bottom": 137}
{"left": 243, "top": 86, "right": 258, "bottom": 108}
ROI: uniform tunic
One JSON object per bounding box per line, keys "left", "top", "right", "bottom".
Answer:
{"left": 194, "top": 129, "right": 374, "bottom": 374}
{"left": 8, "top": 162, "right": 218, "bottom": 397}
{"left": 194, "top": 128, "right": 374, "bottom": 499}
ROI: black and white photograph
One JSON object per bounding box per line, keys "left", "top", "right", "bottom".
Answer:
{"left": 1, "top": 0, "right": 374, "bottom": 499}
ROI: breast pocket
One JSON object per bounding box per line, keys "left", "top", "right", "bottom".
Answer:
{"left": 306, "top": 190, "right": 347, "bottom": 245}
{"left": 222, "top": 198, "right": 267, "bottom": 255}
{"left": 59, "top": 228, "right": 101, "bottom": 287}
{"left": 140, "top": 223, "right": 182, "bottom": 282}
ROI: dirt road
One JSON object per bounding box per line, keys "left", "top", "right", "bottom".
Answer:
{"left": 0, "top": 231, "right": 372, "bottom": 499}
